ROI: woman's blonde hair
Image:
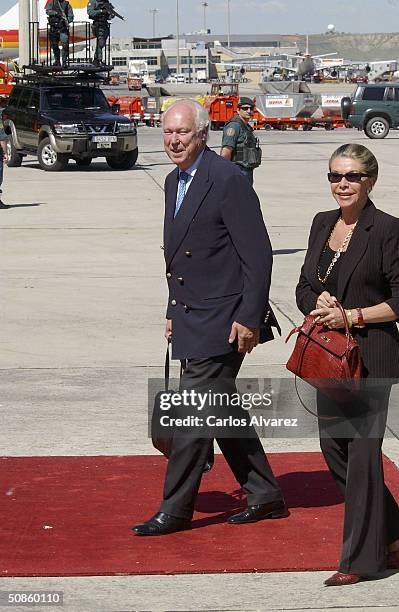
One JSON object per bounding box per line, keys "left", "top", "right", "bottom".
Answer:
{"left": 329, "top": 144, "right": 379, "bottom": 180}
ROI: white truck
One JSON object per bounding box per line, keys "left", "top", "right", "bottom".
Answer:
{"left": 196, "top": 69, "right": 207, "bottom": 83}
{"left": 368, "top": 60, "right": 398, "bottom": 82}
{"left": 127, "top": 61, "right": 150, "bottom": 91}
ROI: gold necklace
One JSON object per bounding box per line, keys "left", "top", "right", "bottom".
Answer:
{"left": 317, "top": 220, "right": 356, "bottom": 284}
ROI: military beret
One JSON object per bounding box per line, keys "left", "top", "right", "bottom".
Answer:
{"left": 238, "top": 97, "right": 255, "bottom": 108}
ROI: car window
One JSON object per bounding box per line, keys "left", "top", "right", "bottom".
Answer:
{"left": 361, "top": 87, "right": 385, "bottom": 101}
{"left": 8, "top": 87, "right": 22, "bottom": 106}
{"left": 30, "top": 90, "right": 40, "bottom": 109}
{"left": 395, "top": 89, "right": 399, "bottom": 102}
{"left": 17, "top": 88, "right": 33, "bottom": 109}
{"left": 42, "top": 87, "right": 109, "bottom": 111}
{"left": 386, "top": 88, "right": 395, "bottom": 101}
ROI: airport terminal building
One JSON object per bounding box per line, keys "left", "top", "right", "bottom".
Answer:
{"left": 98, "top": 34, "right": 299, "bottom": 81}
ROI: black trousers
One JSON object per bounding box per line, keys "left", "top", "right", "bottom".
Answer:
{"left": 159, "top": 351, "right": 284, "bottom": 519}
{"left": 318, "top": 385, "right": 399, "bottom": 575}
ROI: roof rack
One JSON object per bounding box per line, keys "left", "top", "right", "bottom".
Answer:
{"left": 25, "top": 20, "right": 114, "bottom": 86}
{"left": 18, "top": 63, "right": 113, "bottom": 86}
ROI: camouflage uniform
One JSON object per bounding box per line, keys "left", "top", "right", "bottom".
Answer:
{"left": 46, "top": 0, "right": 74, "bottom": 66}
{"left": 221, "top": 115, "right": 259, "bottom": 186}
{"left": 88, "top": 0, "right": 114, "bottom": 66}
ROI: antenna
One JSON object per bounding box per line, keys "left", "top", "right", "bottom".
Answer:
{"left": 149, "top": 8, "right": 159, "bottom": 38}
{"left": 202, "top": 2, "right": 209, "bottom": 32}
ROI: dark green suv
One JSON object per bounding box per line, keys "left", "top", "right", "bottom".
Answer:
{"left": 341, "top": 83, "right": 399, "bottom": 139}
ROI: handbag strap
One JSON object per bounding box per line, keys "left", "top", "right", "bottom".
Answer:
{"left": 335, "top": 301, "right": 351, "bottom": 353}
{"left": 294, "top": 375, "right": 337, "bottom": 420}
{"left": 164, "top": 339, "right": 184, "bottom": 392}
{"left": 164, "top": 339, "right": 171, "bottom": 392}
{"left": 286, "top": 301, "right": 352, "bottom": 354}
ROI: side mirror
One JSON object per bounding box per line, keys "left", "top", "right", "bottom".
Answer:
{"left": 111, "top": 103, "right": 120, "bottom": 114}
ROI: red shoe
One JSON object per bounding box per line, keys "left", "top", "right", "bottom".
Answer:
{"left": 387, "top": 550, "right": 399, "bottom": 569}
{"left": 324, "top": 572, "right": 362, "bottom": 586}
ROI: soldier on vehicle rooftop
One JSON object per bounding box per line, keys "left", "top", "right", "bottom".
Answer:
{"left": 46, "top": 0, "right": 74, "bottom": 67}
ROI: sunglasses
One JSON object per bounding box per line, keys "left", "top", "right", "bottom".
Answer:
{"left": 240, "top": 106, "right": 254, "bottom": 111}
{"left": 327, "top": 172, "right": 370, "bottom": 183}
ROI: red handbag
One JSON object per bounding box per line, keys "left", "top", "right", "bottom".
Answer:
{"left": 286, "top": 301, "right": 363, "bottom": 404}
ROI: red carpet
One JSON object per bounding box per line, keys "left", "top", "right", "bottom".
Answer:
{"left": 1, "top": 453, "right": 399, "bottom": 577}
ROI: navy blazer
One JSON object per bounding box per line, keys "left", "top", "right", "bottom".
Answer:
{"left": 296, "top": 200, "right": 399, "bottom": 378}
{"left": 164, "top": 147, "right": 280, "bottom": 360}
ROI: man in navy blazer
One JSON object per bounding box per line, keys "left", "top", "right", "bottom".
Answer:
{"left": 133, "top": 100, "right": 286, "bottom": 536}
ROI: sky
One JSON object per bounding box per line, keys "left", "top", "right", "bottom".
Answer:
{"left": 2, "top": 0, "right": 399, "bottom": 37}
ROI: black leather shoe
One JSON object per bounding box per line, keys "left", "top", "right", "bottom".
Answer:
{"left": 132, "top": 512, "right": 190, "bottom": 536}
{"left": 0, "top": 201, "right": 10, "bottom": 209}
{"left": 228, "top": 500, "right": 289, "bottom": 524}
{"left": 203, "top": 445, "right": 215, "bottom": 473}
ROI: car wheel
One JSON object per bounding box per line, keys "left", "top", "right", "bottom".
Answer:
{"left": 6, "top": 138, "right": 23, "bottom": 167}
{"left": 364, "top": 117, "right": 389, "bottom": 139}
{"left": 106, "top": 148, "right": 138, "bottom": 170}
{"left": 38, "top": 137, "right": 69, "bottom": 171}
{"left": 76, "top": 158, "right": 92, "bottom": 167}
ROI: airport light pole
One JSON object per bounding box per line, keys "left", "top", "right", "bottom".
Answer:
{"left": 19, "top": 0, "right": 31, "bottom": 68}
{"left": 176, "top": 0, "right": 180, "bottom": 77}
{"left": 227, "top": 0, "right": 231, "bottom": 49}
{"left": 149, "top": 8, "right": 159, "bottom": 39}
{"left": 202, "top": 2, "right": 208, "bottom": 32}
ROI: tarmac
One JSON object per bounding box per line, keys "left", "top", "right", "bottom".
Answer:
{"left": 1, "top": 86, "right": 399, "bottom": 610}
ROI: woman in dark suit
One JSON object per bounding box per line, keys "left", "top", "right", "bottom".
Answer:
{"left": 296, "top": 143, "right": 399, "bottom": 586}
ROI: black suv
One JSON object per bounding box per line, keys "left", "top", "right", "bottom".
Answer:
{"left": 341, "top": 83, "right": 399, "bottom": 139}
{"left": 3, "top": 82, "right": 138, "bottom": 171}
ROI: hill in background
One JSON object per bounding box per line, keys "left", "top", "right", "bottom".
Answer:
{"left": 281, "top": 33, "right": 399, "bottom": 61}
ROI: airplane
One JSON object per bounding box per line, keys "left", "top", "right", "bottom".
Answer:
{"left": 214, "top": 36, "right": 344, "bottom": 80}
{"left": 289, "top": 35, "right": 338, "bottom": 78}
{"left": 0, "top": 0, "right": 90, "bottom": 61}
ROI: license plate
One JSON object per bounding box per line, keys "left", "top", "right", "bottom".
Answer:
{"left": 92, "top": 135, "right": 117, "bottom": 143}
{"left": 96, "top": 142, "right": 112, "bottom": 149}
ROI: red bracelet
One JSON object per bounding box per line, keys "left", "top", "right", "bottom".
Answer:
{"left": 355, "top": 308, "right": 366, "bottom": 328}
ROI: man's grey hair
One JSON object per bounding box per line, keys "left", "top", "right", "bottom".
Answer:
{"left": 162, "top": 99, "right": 210, "bottom": 133}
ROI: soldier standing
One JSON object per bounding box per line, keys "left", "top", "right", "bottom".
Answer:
{"left": 221, "top": 97, "right": 262, "bottom": 186}
{"left": 46, "top": 0, "right": 74, "bottom": 67}
{"left": 88, "top": 0, "right": 118, "bottom": 66}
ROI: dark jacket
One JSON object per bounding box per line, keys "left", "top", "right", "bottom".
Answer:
{"left": 296, "top": 200, "right": 399, "bottom": 378}
{"left": 46, "top": 0, "right": 74, "bottom": 23}
{"left": 164, "top": 147, "right": 279, "bottom": 359}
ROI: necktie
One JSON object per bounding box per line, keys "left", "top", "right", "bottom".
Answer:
{"left": 174, "top": 171, "right": 190, "bottom": 218}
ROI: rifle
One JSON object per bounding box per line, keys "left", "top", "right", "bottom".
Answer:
{"left": 98, "top": 0, "right": 125, "bottom": 21}
{"left": 53, "top": 0, "right": 70, "bottom": 28}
